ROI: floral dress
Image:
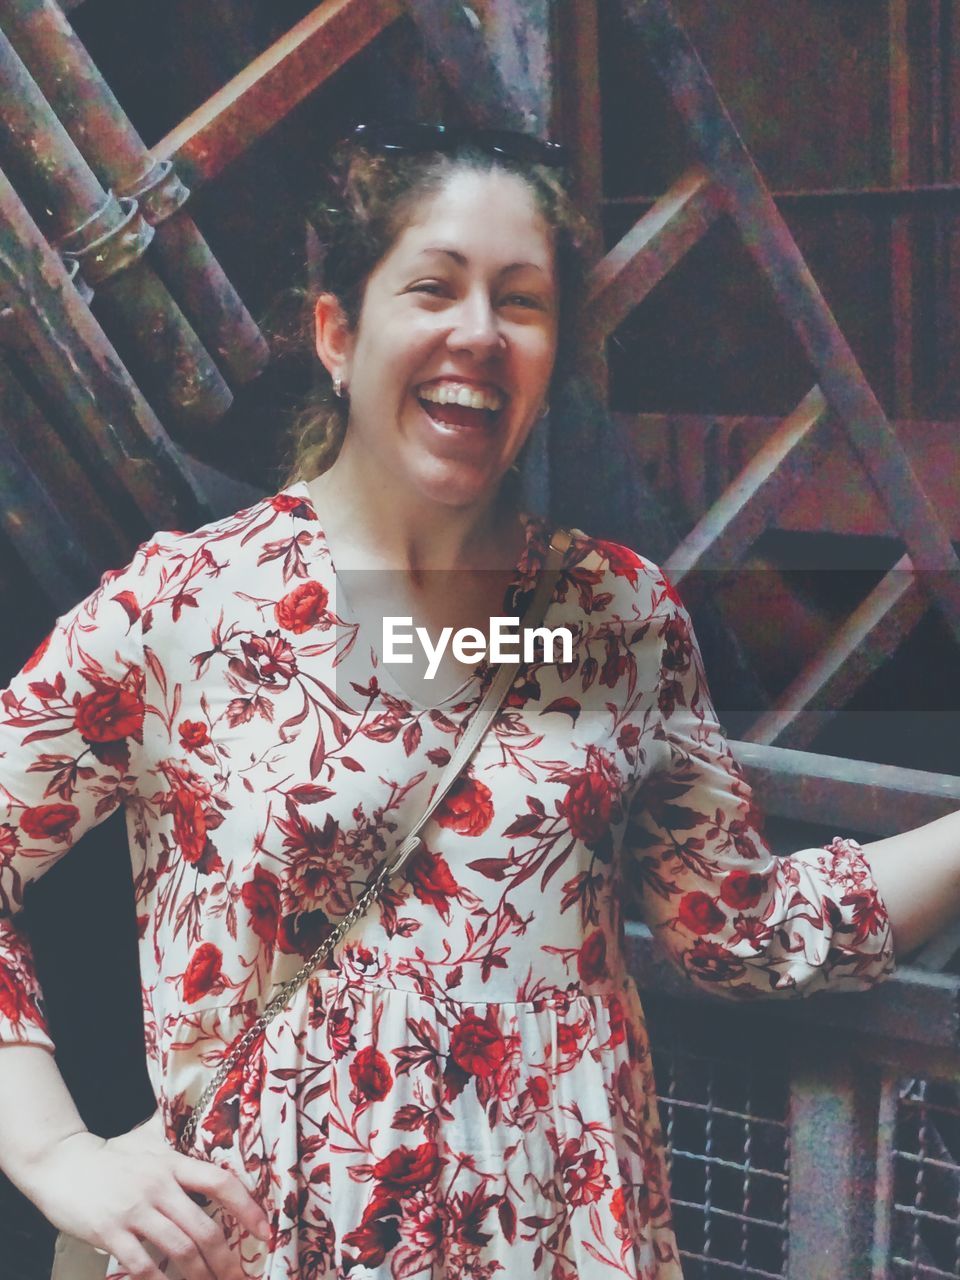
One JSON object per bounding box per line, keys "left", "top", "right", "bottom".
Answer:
{"left": 0, "top": 480, "right": 895, "bottom": 1279}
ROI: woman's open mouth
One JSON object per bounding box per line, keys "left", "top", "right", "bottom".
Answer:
{"left": 417, "top": 381, "right": 505, "bottom": 432}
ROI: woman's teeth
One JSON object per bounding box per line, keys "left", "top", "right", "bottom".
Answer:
{"left": 418, "top": 383, "right": 504, "bottom": 412}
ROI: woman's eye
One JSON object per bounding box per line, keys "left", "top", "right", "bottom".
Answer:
{"left": 410, "top": 281, "right": 448, "bottom": 297}
{"left": 502, "top": 293, "right": 543, "bottom": 310}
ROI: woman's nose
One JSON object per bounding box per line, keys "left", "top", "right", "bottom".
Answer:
{"left": 447, "top": 294, "right": 504, "bottom": 358}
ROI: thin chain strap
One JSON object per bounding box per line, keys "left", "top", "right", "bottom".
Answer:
{"left": 177, "top": 527, "right": 573, "bottom": 1155}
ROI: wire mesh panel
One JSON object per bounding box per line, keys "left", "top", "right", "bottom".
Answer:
{"left": 647, "top": 1002, "right": 790, "bottom": 1279}
{"left": 892, "top": 1077, "right": 960, "bottom": 1278}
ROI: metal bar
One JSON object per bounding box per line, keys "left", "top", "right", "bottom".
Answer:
{"left": 787, "top": 1035, "right": 884, "bottom": 1279}
{"left": 617, "top": 410, "right": 960, "bottom": 542}
{"left": 732, "top": 740, "right": 960, "bottom": 835}
{"left": 663, "top": 387, "right": 832, "bottom": 582}
{"left": 152, "top": 0, "right": 404, "bottom": 188}
{"left": 0, "top": 165, "right": 212, "bottom": 532}
{"left": 602, "top": 181, "right": 960, "bottom": 208}
{"left": 744, "top": 555, "right": 927, "bottom": 750}
{"left": 2, "top": 0, "right": 269, "bottom": 388}
{"left": 619, "top": 0, "right": 960, "bottom": 639}
{"left": 889, "top": 0, "right": 915, "bottom": 416}
{"left": 632, "top": 930, "right": 960, "bottom": 1057}
{"left": 0, "top": 26, "right": 232, "bottom": 430}
{"left": 474, "top": 0, "right": 555, "bottom": 137}
{"left": 0, "top": 372, "right": 100, "bottom": 607}
{"left": 587, "top": 164, "right": 722, "bottom": 340}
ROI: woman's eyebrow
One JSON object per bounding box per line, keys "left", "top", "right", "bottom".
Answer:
{"left": 415, "top": 247, "right": 551, "bottom": 277}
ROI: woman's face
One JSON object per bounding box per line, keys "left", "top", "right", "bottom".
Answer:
{"left": 324, "top": 166, "right": 559, "bottom": 509}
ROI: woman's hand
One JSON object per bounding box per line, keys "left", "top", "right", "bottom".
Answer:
{"left": 31, "top": 1111, "right": 271, "bottom": 1280}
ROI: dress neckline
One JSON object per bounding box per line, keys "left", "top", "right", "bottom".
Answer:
{"left": 279, "top": 479, "right": 554, "bottom": 716}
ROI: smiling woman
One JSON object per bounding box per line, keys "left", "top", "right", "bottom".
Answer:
{"left": 1, "top": 120, "right": 950, "bottom": 1280}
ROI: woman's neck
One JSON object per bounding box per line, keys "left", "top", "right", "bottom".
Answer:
{"left": 305, "top": 445, "right": 524, "bottom": 576}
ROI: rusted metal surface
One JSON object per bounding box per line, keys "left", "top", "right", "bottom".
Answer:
{"left": 2, "top": 0, "right": 270, "bottom": 388}
{"left": 0, "top": 25, "right": 233, "bottom": 430}
{"left": 587, "top": 164, "right": 722, "bottom": 339}
{"left": 663, "top": 387, "right": 833, "bottom": 583}
{"left": 556, "top": 0, "right": 606, "bottom": 392}
{"left": 619, "top": 0, "right": 960, "bottom": 642}
{"left": 745, "top": 555, "right": 928, "bottom": 751}
{"left": 0, "top": 164, "right": 212, "bottom": 533}
{"left": 733, "top": 739, "right": 960, "bottom": 836}
{"left": 888, "top": 0, "right": 915, "bottom": 417}
{"left": 787, "top": 1040, "right": 884, "bottom": 1279}
{"left": 618, "top": 411, "right": 960, "bottom": 541}
{"left": 153, "top": 0, "right": 404, "bottom": 188}
{"left": 467, "top": 0, "right": 555, "bottom": 135}
{"left": 0, "top": 381, "right": 101, "bottom": 608}
{"left": 401, "top": 0, "right": 528, "bottom": 132}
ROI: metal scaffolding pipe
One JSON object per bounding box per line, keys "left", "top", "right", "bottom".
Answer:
{"left": 0, "top": 0, "right": 270, "bottom": 388}
{"left": 0, "top": 162, "right": 213, "bottom": 532}
{"left": 0, "top": 23, "right": 233, "bottom": 431}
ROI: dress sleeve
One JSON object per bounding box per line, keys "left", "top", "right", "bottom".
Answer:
{"left": 625, "top": 584, "right": 896, "bottom": 999}
{"left": 0, "top": 542, "right": 155, "bottom": 1049}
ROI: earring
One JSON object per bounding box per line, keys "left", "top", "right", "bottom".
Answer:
{"left": 333, "top": 374, "right": 345, "bottom": 399}
{"left": 538, "top": 401, "right": 550, "bottom": 420}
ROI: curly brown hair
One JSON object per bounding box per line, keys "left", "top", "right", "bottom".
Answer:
{"left": 277, "top": 136, "right": 593, "bottom": 487}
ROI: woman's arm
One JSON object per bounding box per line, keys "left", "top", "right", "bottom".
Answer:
{"left": 860, "top": 811, "right": 960, "bottom": 958}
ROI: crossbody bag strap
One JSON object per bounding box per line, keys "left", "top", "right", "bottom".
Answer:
{"left": 177, "top": 526, "right": 573, "bottom": 1153}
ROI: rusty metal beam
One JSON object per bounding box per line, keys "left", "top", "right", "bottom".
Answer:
{"left": 0, "top": 25, "right": 232, "bottom": 431}
{"left": 617, "top": 411, "right": 960, "bottom": 541}
{"left": 0, "top": 369, "right": 100, "bottom": 608}
{"left": 745, "top": 555, "right": 927, "bottom": 750}
{"left": 400, "top": 0, "right": 528, "bottom": 132}
{"left": 888, "top": 0, "right": 915, "bottom": 416}
{"left": 663, "top": 387, "right": 833, "bottom": 583}
{"left": 3, "top": 0, "right": 270, "bottom": 388}
{"left": 733, "top": 740, "right": 960, "bottom": 837}
{"left": 152, "top": 0, "right": 404, "bottom": 188}
{"left": 620, "top": 0, "right": 960, "bottom": 640}
{"left": 0, "top": 165, "right": 212, "bottom": 533}
{"left": 587, "top": 164, "right": 722, "bottom": 340}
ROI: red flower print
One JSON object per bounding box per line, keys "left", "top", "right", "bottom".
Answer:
{"left": 435, "top": 776, "right": 494, "bottom": 837}
{"left": 594, "top": 540, "right": 645, "bottom": 586}
{"left": 528, "top": 1076, "right": 549, "bottom": 1107}
{"left": 277, "top": 907, "right": 330, "bottom": 958}
{"left": 720, "top": 870, "right": 765, "bottom": 910}
{"left": 239, "top": 632, "right": 299, "bottom": 687}
{"left": 449, "top": 1009, "right": 506, "bottom": 1078}
{"left": 342, "top": 1215, "right": 401, "bottom": 1269}
{"left": 183, "top": 942, "right": 223, "bottom": 1003}
{"left": 842, "top": 885, "right": 889, "bottom": 946}
{"left": 660, "top": 614, "right": 692, "bottom": 673}
{"left": 20, "top": 803, "right": 79, "bottom": 843}
{"left": 271, "top": 493, "right": 313, "bottom": 514}
{"left": 407, "top": 846, "right": 458, "bottom": 920}
{"left": 0, "top": 825, "right": 18, "bottom": 861}
{"left": 684, "top": 940, "right": 746, "bottom": 983}
{"left": 561, "top": 752, "right": 623, "bottom": 848}
{"left": 241, "top": 867, "right": 281, "bottom": 944}
{"left": 678, "top": 891, "right": 726, "bottom": 936}
{"left": 22, "top": 631, "right": 51, "bottom": 673}
{"left": 606, "top": 995, "right": 626, "bottom": 1047}
{"left": 0, "top": 966, "right": 29, "bottom": 1024}
{"left": 561, "top": 1144, "right": 610, "bottom": 1207}
{"left": 178, "top": 720, "right": 210, "bottom": 751}
{"left": 577, "top": 929, "right": 609, "bottom": 983}
{"left": 611, "top": 1185, "right": 629, "bottom": 1227}
{"left": 170, "top": 787, "right": 207, "bottom": 865}
{"left": 275, "top": 581, "right": 329, "bottom": 633}
{"left": 74, "top": 679, "right": 144, "bottom": 743}
{"left": 349, "top": 1046, "right": 393, "bottom": 1102}
{"left": 371, "top": 1141, "right": 443, "bottom": 1197}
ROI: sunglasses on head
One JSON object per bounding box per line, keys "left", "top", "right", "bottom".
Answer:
{"left": 349, "top": 122, "right": 567, "bottom": 171}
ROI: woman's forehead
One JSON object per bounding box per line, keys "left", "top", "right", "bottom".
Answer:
{"left": 389, "top": 169, "right": 555, "bottom": 272}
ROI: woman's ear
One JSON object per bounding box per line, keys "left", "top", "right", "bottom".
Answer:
{"left": 314, "top": 293, "right": 354, "bottom": 387}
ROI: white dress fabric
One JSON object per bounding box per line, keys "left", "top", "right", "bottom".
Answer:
{"left": 0, "top": 480, "right": 896, "bottom": 1278}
